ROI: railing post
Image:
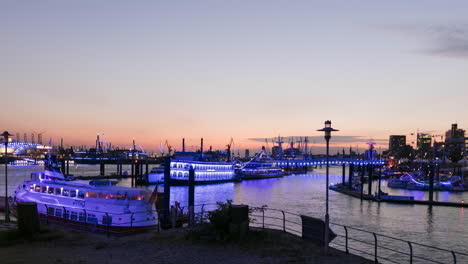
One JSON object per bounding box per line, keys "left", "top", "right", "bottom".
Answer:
{"left": 344, "top": 226, "right": 349, "bottom": 254}
{"left": 407, "top": 241, "right": 413, "bottom": 264}
{"left": 262, "top": 208, "right": 265, "bottom": 229}
{"left": 200, "top": 204, "right": 205, "bottom": 223}
{"left": 452, "top": 251, "right": 457, "bottom": 264}
{"left": 281, "top": 210, "right": 285, "bottom": 232}
{"left": 63, "top": 206, "right": 67, "bottom": 224}
{"left": 105, "top": 212, "right": 110, "bottom": 237}
{"left": 44, "top": 204, "right": 49, "bottom": 225}
{"left": 131, "top": 213, "right": 134, "bottom": 228}
{"left": 171, "top": 206, "right": 176, "bottom": 228}
{"left": 83, "top": 209, "right": 87, "bottom": 232}
{"left": 372, "top": 232, "right": 378, "bottom": 263}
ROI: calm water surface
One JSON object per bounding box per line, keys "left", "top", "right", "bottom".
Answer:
{"left": 1, "top": 165, "right": 467, "bottom": 260}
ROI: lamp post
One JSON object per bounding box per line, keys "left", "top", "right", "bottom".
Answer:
{"left": 317, "top": 120, "right": 338, "bottom": 253}
{"left": 2, "top": 131, "right": 12, "bottom": 222}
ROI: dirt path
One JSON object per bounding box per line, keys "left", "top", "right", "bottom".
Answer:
{"left": 0, "top": 222, "right": 371, "bottom": 264}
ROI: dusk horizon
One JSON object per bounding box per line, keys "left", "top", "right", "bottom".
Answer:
{"left": 2, "top": 1, "right": 467, "bottom": 153}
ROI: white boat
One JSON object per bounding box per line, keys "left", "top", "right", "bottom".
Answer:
{"left": 240, "top": 162, "right": 285, "bottom": 180}
{"left": 13, "top": 164, "right": 158, "bottom": 234}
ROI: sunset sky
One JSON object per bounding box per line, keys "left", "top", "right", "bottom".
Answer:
{"left": 2, "top": 1, "right": 468, "bottom": 154}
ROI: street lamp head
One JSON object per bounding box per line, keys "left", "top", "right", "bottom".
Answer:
{"left": 1, "top": 131, "right": 13, "bottom": 144}
{"left": 317, "top": 120, "right": 339, "bottom": 141}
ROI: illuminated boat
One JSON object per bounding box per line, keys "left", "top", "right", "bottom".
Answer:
{"left": 13, "top": 164, "right": 158, "bottom": 234}
{"left": 240, "top": 162, "right": 285, "bottom": 180}
{"left": 168, "top": 160, "right": 239, "bottom": 185}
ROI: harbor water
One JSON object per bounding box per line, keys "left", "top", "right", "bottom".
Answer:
{"left": 1, "top": 164, "right": 467, "bottom": 259}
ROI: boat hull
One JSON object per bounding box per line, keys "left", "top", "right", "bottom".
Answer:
{"left": 169, "top": 178, "right": 240, "bottom": 186}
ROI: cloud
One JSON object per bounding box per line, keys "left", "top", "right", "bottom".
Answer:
{"left": 378, "top": 24, "right": 468, "bottom": 59}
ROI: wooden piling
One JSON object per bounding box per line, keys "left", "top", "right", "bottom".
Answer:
{"left": 188, "top": 167, "right": 195, "bottom": 226}
{"left": 429, "top": 163, "right": 435, "bottom": 202}
{"left": 368, "top": 165, "right": 373, "bottom": 195}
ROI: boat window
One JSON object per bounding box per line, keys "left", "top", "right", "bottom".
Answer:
{"left": 98, "top": 193, "right": 107, "bottom": 199}
{"left": 116, "top": 193, "right": 126, "bottom": 200}
{"left": 29, "top": 185, "right": 34, "bottom": 191}
{"left": 70, "top": 212, "right": 78, "bottom": 221}
{"left": 141, "top": 192, "right": 151, "bottom": 201}
{"left": 64, "top": 210, "right": 70, "bottom": 219}
{"left": 42, "top": 186, "right": 47, "bottom": 193}
{"left": 130, "top": 194, "right": 139, "bottom": 200}
{"left": 47, "top": 207, "right": 55, "bottom": 215}
{"left": 70, "top": 190, "right": 77, "bottom": 198}
{"left": 55, "top": 188, "right": 62, "bottom": 195}
{"left": 108, "top": 193, "right": 116, "bottom": 199}
{"left": 102, "top": 215, "right": 112, "bottom": 225}
{"left": 62, "top": 189, "right": 69, "bottom": 196}
{"left": 23, "top": 184, "right": 26, "bottom": 189}
{"left": 78, "top": 191, "right": 85, "bottom": 199}
{"left": 48, "top": 187, "right": 54, "bottom": 194}
{"left": 55, "top": 208, "right": 62, "bottom": 218}
{"left": 87, "top": 214, "right": 98, "bottom": 224}
{"left": 79, "top": 213, "right": 85, "bottom": 222}
{"left": 86, "top": 192, "right": 97, "bottom": 198}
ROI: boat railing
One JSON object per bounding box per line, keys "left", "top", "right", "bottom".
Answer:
{"left": 37, "top": 202, "right": 220, "bottom": 236}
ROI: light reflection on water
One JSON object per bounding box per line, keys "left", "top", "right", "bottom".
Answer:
{"left": 1, "top": 165, "right": 467, "bottom": 254}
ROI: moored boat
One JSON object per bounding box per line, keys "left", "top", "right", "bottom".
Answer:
{"left": 168, "top": 160, "right": 239, "bottom": 185}
{"left": 13, "top": 164, "right": 158, "bottom": 234}
{"left": 240, "top": 162, "right": 285, "bottom": 180}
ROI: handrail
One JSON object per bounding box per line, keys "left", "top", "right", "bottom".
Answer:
{"left": 36, "top": 201, "right": 467, "bottom": 264}
{"left": 250, "top": 206, "right": 467, "bottom": 264}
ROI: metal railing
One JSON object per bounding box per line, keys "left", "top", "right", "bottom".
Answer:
{"left": 36, "top": 202, "right": 468, "bottom": 263}
{"left": 248, "top": 206, "right": 468, "bottom": 264}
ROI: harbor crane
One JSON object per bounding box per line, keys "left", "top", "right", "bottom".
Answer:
{"left": 159, "top": 142, "right": 165, "bottom": 156}
{"left": 226, "top": 137, "right": 234, "bottom": 161}
{"left": 165, "top": 140, "right": 172, "bottom": 156}
{"left": 264, "top": 138, "right": 271, "bottom": 158}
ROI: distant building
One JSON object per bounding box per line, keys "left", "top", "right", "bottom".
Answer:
{"left": 244, "top": 149, "right": 250, "bottom": 159}
{"left": 271, "top": 146, "right": 280, "bottom": 159}
{"left": 417, "top": 133, "right": 432, "bottom": 159}
{"left": 389, "top": 135, "right": 406, "bottom": 156}
{"left": 444, "top": 124, "right": 465, "bottom": 162}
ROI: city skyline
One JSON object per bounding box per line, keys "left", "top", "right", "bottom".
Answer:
{"left": 2, "top": 1, "right": 467, "bottom": 152}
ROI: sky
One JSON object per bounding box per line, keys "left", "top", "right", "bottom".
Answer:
{"left": 1, "top": 1, "right": 468, "bottom": 154}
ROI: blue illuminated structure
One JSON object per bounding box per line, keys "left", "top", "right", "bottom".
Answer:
{"left": 169, "top": 160, "right": 239, "bottom": 185}
{"left": 275, "top": 158, "right": 385, "bottom": 168}
{"left": 0, "top": 141, "right": 51, "bottom": 155}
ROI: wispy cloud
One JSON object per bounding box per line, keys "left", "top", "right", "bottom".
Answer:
{"left": 378, "top": 24, "right": 468, "bottom": 59}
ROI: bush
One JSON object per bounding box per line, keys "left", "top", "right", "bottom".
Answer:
{"left": 206, "top": 200, "right": 233, "bottom": 240}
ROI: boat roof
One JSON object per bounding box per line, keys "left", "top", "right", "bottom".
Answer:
{"left": 26, "top": 179, "right": 149, "bottom": 193}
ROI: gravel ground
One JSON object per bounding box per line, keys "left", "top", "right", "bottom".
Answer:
{"left": 0, "top": 221, "right": 372, "bottom": 264}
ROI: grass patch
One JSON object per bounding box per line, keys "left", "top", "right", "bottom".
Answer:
{"left": 0, "top": 227, "right": 66, "bottom": 247}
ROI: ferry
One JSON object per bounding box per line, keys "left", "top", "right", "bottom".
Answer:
{"left": 240, "top": 162, "right": 285, "bottom": 180}
{"left": 13, "top": 164, "right": 158, "bottom": 234}
{"left": 168, "top": 160, "right": 239, "bottom": 185}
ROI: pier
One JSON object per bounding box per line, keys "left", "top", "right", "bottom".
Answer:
{"left": 330, "top": 183, "right": 468, "bottom": 208}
